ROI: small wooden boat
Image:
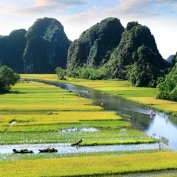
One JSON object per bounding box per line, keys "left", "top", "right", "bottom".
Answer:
{"left": 71, "top": 139, "right": 82, "bottom": 146}
{"left": 13, "top": 148, "right": 33, "bottom": 154}
{"left": 149, "top": 110, "right": 156, "bottom": 118}
{"left": 38, "top": 147, "right": 58, "bottom": 153}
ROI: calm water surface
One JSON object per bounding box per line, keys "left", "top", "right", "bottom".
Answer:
{"left": 0, "top": 143, "right": 160, "bottom": 155}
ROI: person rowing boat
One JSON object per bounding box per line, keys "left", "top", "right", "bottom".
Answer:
{"left": 71, "top": 139, "right": 82, "bottom": 146}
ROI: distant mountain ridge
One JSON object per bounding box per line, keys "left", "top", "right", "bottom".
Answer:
{"left": 67, "top": 20, "right": 170, "bottom": 87}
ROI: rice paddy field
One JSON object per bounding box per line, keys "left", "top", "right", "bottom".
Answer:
{"left": 0, "top": 80, "right": 153, "bottom": 145}
{"left": 51, "top": 75, "right": 177, "bottom": 116}
{"left": 22, "top": 74, "right": 177, "bottom": 115}
{"left": 0, "top": 74, "right": 177, "bottom": 176}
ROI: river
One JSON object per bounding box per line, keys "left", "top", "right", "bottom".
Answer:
{"left": 43, "top": 80, "right": 176, "bottom": 151}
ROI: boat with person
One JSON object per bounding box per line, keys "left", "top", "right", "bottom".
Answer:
{"left": 13, "top": 148, "right": 33, "bottom": 154}
{"left": 38, "top": 147, "right": 58, "bottom": 153}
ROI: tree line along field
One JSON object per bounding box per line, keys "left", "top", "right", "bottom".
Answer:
{"left": 0, "top": 75, "right": 177, "bottom": 176}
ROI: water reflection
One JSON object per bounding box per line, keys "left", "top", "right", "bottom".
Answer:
{"left": 90, "top": 90, "right": 177, "bottom": 150}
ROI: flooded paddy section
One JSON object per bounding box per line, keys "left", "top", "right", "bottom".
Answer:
{"left": 0, "top": 143, "right": 160, "bottom": 155}
{"left": 29, "top": 79, "right": 177, "bottom": 151}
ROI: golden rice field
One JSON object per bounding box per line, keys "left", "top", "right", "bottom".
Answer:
{"left": 1, "top": 152, "right": 177, "bottom": 177}
{"left": 0, "top": 82, "right": 102, "bottom": 112}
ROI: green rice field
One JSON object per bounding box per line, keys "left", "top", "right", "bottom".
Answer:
{"left": 22, "top": 74, "right": 177, "bottom": 115}
{"left": 0, "top": 74, "right": 177, "bottom": 176}
{"left": 0, "top": 81, "right": 152, "bottom": 145}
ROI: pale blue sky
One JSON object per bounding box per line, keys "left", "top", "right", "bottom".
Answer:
{"left": 0, "top": 0, "right": 176, "bottom": 59}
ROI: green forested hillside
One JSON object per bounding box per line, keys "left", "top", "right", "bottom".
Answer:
{"left": 0, "top": 17, "right": 172, "bottom": 84}
{"left": 157, "top": 52, "right": 177, "bottom": 101}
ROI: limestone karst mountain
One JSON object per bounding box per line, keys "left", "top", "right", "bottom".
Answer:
{"left": 0, "top": 17, "right": 171, "bottom": 86}
{"left": 167, "top": 55, "right": 175, "bottom": 64}
{"left": 100, "top": 21, "right": 170, "bottom": 86}
{"left": 66, "top": 17, "right": 124, "bottom": 76}
{"left": 23, "top": 17, "right": 71, "bottom": 73}
{"left": 0, "top": 29, "right": 27, "bottom": 73}
{"left": 67, "top": 20, "right": 170, "bottom": 87}
{"left": 0, "top": 17, "right": 71, "bottom": 74}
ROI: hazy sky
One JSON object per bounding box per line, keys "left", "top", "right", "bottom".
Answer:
{"left": 0, "top": 0, "right": 176, "bottom": 59}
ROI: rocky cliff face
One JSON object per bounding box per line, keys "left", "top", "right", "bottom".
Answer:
{"left": 167, "top": 55, "right": 175, "bottom": 64}
{"left": 67, "top": 18, "right": 124, "bottom": 75}
{"left": 24, "top": 17, "right": 71, "bottom": 73}
{"left": 0, "top": 29, "right": 27, "bottom": 73}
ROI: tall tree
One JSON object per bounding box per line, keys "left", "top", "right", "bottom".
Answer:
{"left": 0, "top": 66, "right": 20, "bottom": 92}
